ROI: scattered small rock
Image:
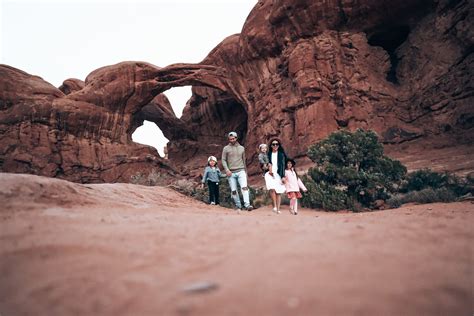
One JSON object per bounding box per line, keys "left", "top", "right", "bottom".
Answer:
{"left": 181, "top": 281, "right": 218, "bottom": 294}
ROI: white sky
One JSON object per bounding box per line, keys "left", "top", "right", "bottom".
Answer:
{"left": 1, "top": 0, "right": 256, "bottom": 156}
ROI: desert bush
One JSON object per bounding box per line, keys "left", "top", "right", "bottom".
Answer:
{"left": 401, "top": 169, "right": 470, "bottom": 196}
{"left": 387, "top": 187, "right": 457, "bottom": 208}
{"left": 386, "top": 169, "right": 473, "bottom": 208}
{"left": 467, "top": 172, "right": 474, "bottom": 185}
{"left": 301, "top": 129, "right": 406, "bottom": 211}
{"left": 301, "top": 176, "right": 350, "bottom": 211}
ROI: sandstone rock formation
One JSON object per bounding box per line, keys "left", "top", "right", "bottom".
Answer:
{"left": 1, "top": 0, "right": 472, "bottom": 183}
{"left": 179, "top": 0, "right": 473, "bottom": 176}
{"left": 0, "top": 63, "right": 174, "bottom": 183}
{"left": 58, "top": 78, "right": 84, "bottom": 95}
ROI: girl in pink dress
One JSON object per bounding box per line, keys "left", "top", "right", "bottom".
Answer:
{"left": 284, "top": 158, "right": 307, "bottom": 215}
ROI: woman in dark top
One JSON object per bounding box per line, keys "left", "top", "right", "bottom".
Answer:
{"left": 264, "top": 138, "right": 287, "bottom": 213}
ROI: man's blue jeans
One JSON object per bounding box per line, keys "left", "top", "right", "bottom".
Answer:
{"left": 227, "top": 170, "right": 250, "bottom": 209}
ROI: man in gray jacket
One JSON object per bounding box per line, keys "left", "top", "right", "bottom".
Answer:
{"left": 221, "top": 131, "right": 253, "bottom": 211}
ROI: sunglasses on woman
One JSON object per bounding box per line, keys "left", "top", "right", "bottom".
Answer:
{"left": 271, "top": 143, "right": 279, "bottom": 146}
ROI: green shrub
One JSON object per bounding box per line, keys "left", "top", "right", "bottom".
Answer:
{"left": 302, "top": 129, "right": 407, "bottom": 211}
{"left": 386, "top": 169, "right": 472, "bottom": 208}
{"left": 401, "top": 169, "right": 446, "bottom": 192}
{"left": 301, "top": 176, "right": 350, "bottom": 211}
{"left": 387, "top": 187, "right": 457, "bottom": 208}
{"left": 402, "top": 169, "right": 471, "bottom": 196}
{"left": 467, "top": 173, "right": 474, "bottom": 186}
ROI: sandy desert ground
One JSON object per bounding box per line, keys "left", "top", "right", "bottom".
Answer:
{"left": 0, "top": 173, "right": 472, "bottom": 315}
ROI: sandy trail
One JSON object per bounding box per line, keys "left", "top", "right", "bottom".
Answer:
{"left": 0, "top": 173, "right": 472, "bottom": 315}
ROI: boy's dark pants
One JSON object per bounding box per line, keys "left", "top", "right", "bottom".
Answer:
{"left": 207, "top": 180, "right": 219, "bottom": 204}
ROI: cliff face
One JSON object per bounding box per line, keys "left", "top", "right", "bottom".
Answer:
{"left": 178, "top": 0, "right": 473, "bottom": 174}
{"left": 1, "top": 0, "right": 472, "bottom": 182}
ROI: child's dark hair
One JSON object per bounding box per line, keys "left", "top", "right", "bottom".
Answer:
{"left": 286, "top": 158, "right": 299, "bottom": 177}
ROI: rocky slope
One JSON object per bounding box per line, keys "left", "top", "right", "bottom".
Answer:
{"left": 1, "top": 0, "right": 472, "bottom": 182}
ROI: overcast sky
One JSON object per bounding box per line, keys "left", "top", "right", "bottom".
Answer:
{"left": 1, "top": 0, "right": 256, "bottom": 155}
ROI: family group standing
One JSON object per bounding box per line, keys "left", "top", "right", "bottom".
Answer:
{"left": 259, "top": 138, "right": 307, "bottom": 214}
{"left": 202, "top": 131, "right": 307, "bottom": 214}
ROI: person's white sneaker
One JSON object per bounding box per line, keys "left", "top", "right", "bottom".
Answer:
{"left": 272, "top": 207, "right": 278, "bottom": 213}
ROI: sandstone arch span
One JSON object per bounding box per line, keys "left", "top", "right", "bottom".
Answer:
{"left": 0, "top": 61, "right": 249, "bottom": 182}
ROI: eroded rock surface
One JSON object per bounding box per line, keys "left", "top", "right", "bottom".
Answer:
{"left": 1, "top": 0, "right": 472, "bottom": 182}
{"left": 179, "top": 0, "right": 473, "bottom": 175}
{"left": 0, "top": 63, "right": 174, "bottom": 182}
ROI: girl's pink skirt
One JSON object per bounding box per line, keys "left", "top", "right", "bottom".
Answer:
{"left": 287, "top": 191, "right": 302, "bottom": 199}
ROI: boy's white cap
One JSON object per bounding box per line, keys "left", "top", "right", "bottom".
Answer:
{"left": 228, "top": 131, "right": 238, "bottom": 138}
{"left": 208, "top": 156, "right": 217, "bottom": 162}
{"left": 259, "top": 143, "right": 267, "bottom": 150}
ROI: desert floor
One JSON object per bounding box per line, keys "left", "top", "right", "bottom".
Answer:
{"left": 0, "top": 173, "right": 472, "bottom": 315}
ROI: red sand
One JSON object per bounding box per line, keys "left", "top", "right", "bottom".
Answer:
{"left": 0, "top": 173, "right": 472, "bottom": 315}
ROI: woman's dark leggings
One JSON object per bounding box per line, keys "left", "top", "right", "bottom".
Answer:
{"left": 208, "top": 180, "right": 219, "bottom": 204}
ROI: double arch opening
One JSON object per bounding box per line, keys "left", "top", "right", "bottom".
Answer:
{"left": 129, "top": 64, "right": 248, "bottom": 161}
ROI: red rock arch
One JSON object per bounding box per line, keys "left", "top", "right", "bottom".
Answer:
{"left": 0, "top": 61, "right": 249, "bottom": 182}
